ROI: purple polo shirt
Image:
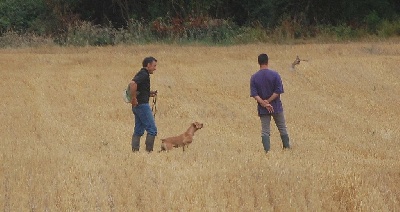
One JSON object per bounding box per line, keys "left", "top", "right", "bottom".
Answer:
{"left": 250, "top": 69, "right": 284, "bottom": 116}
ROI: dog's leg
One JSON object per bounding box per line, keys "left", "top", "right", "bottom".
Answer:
{"left": 158, "top": 140, "right": 167, "bottom": 153}
{"left": 183, "top": 137, "right": 193, "bottom": 152}
{"left": 158, "top": 143, "right": 166, "bottom": 153}
{"left": 165, "top": 143, "right": 173, "bottom": 151}
{"left": 182, "top": 138, "right": 188, "bottom": 152}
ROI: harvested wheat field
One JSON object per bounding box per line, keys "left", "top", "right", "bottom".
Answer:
{"left": 1, "top": 42, "right": 400, "bottom": 211}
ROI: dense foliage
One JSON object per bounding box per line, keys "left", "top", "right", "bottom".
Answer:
{"left": 0, "top": 0, "right": 399, "bottom": 45}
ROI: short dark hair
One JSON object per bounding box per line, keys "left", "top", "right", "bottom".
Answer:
{"left": 142, "top": 56, "right": 157, "bottom": 67}
{"left": 258, "top": 53, "right": 268, "bottom": 65}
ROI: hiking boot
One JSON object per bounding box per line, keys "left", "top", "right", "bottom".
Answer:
{"left": 261, "top": 135, "right": 270, "bottom": 153}
{"left": 145, "top": 134, "right": 156, "bottom": 152}
{"left": 281, "top": 134, "right": 290, "bottom": 149}
{"left": 132, "top": 135, "right": 141, "bottom": 152}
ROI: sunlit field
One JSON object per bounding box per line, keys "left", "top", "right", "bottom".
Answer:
{"left": 1, "top": 42, "right": 399, "bottom": 211}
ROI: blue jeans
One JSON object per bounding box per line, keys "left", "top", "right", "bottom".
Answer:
{"left": 132, "top": 103, "right": 157, "bottom": 136}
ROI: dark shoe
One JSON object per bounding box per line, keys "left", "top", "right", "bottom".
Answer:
{"left": 132, "top": 135, "right": 141, "bottom": 152}
{"left": 261, "top": 135, "right": 270, "bottom": 152}
{"left": 281, "top": 134, "right": 290, "bottom": 149}
{"left": 145, "top": 134, "right": 156, "bottom": 152}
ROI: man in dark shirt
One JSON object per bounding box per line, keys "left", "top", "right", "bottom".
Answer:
{"left": 129, "top": 56, "right": 158, "bottom": 152}
{"left": 250, "top": 53, "right": 290, "bottom": 153}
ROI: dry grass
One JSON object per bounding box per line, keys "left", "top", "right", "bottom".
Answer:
{"left": 1, "top": 42, "right": 399, "bottom": 211}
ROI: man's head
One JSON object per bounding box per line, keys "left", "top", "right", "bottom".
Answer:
{"left": 142, "top": 56, "right": 157, "bottom": 74}
{"left": 258, "top": 53, "right": 269, "bottom": 66}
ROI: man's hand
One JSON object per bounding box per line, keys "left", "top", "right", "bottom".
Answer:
{"left": 259, "top": 100, "right": 274, "bottom": 113}
{"left": 129, "top": 81, "right": 138, "bottom": 106}
{"left": 150, "top": 90, "right": 158, "bottom": 97}
{"left": 259, "top": 99, "right": 269, "bottom": 108}
{"left": 265, "top": 104, "right": 274, "bottom": 113}
{"left": 131, "top": 97, "right": 138, "bottom": 107}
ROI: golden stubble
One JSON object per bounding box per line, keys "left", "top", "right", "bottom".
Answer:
{"left": 1, "top": 43, "right": 399, "bottom": 211}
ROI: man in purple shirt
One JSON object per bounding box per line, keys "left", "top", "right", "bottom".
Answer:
{"left": 250, "top": 53, "right": 290, "bottom": 153}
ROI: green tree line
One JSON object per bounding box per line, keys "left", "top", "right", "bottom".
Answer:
{"left": 1, "top": 0, "right": 399, "bottom": 44}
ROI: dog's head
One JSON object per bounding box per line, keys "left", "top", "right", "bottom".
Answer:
{"left": 192, "top": 122, "right": 203, "bottom": 130}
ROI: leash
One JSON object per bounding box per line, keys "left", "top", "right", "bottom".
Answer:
{"left": 151, "top": 91, "right": 158, "bottom": 119}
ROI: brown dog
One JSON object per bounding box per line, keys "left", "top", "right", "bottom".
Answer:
{"left": 159, "top": 122, "right": 203, "bottom": 152}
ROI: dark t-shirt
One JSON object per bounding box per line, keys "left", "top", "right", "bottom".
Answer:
{"left": 250, "top": 69, "right": 284, "bottom": 116}
{"left": 132, "top": 68, "right": 150, "bottom": 104}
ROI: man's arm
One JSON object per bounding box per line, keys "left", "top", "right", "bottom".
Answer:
{"left": 253, "top": 95, "right": 274, "bottom": 113}
{"left": 265, "top": 93, "right": 279, "bottom": 104}
{"left": 129, "top": 81, "right": 138, "bottom": 106}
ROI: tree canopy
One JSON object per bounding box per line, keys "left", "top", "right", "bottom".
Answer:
{"left": 1, "top": 0, "right": 399, "bottom": 35}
